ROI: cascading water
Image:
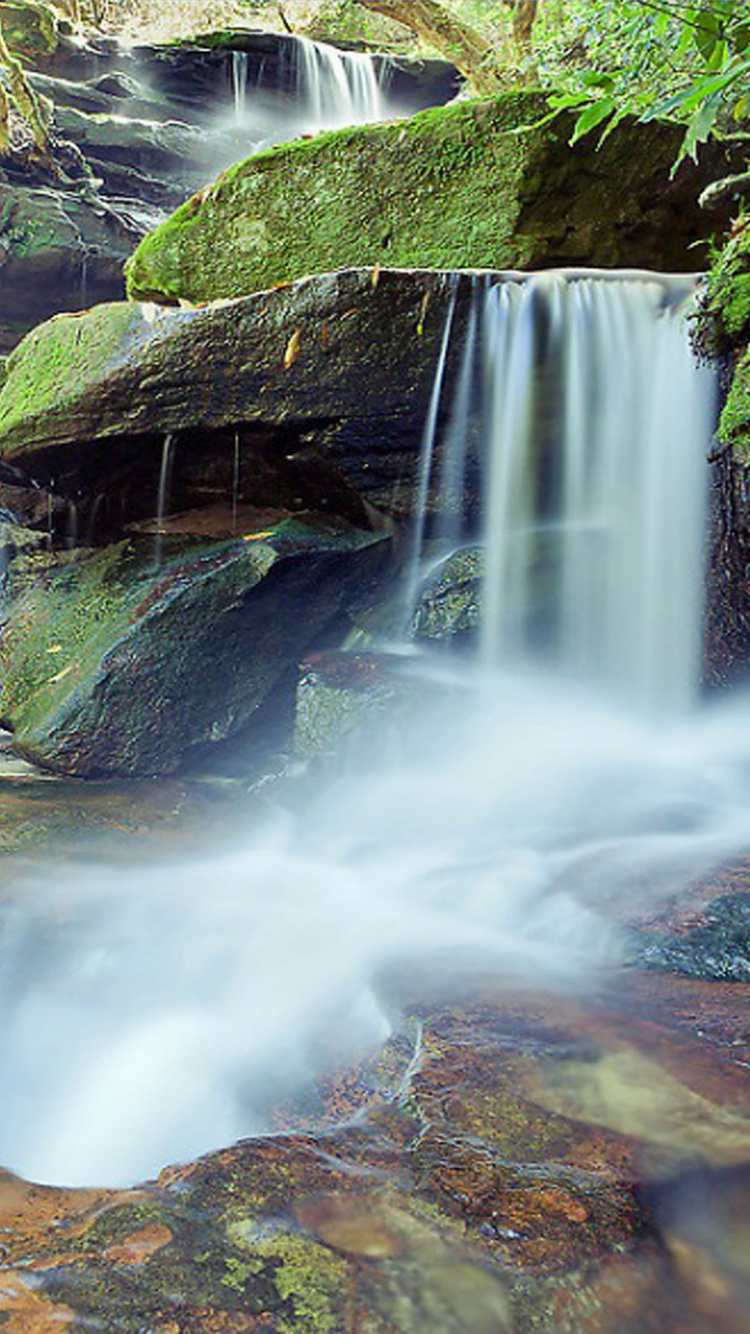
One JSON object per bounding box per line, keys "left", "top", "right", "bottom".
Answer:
{"left": 481, "top": 272, "right": 715, "bottom": 710}
{"left": 228, "top": 37, "right": 387, "bottom": 138}
{"left": 3, "top": 269, "right": 750, "bottom": 1193}
{"left": 409, "top": 271, "right": 715, "bottom": 711}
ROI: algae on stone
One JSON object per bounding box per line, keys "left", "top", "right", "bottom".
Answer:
{"left": 0, "top": 522, "right": 390, "bottom": 776}
{"left": 0, "top": 1, "right": 58, "bottom": 62}
{"left": 126, "top": 92, "right": 743, "bottom": 307}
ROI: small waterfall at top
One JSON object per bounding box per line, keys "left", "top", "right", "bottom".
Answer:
{"left": 409, "top": 271, "right": 716, "bottom": 713}
{"left": 295, "top": 37, "right": 385, "bottom": 131}
{"left": 230, "top": 51, "right": 250, "bottom": 126}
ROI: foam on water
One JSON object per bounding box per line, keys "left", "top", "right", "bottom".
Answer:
{"left": 0, "top": 271, "right": 738, "bottom": 1189}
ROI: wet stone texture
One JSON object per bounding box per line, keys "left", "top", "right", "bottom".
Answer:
{"left": 3, "top": 952, "right": 750, "bottom": 1334}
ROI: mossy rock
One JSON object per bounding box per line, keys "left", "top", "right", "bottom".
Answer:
{"left": 126, "top": 91, "right": 746, "bottom": 306}
{"left": 696, "top": 224, "right": 750, "bottom": 462}
{"left": 699, "top": 222, "right": 750, "bottom": 356}
{"left": 0, "top": 271, "right": 483, "bottom": 531}
{"left": 0, "top": 521, "right": 390, "bottom": 777}
{"left": 0, "top": 1, "right": 58, "bottom": 62}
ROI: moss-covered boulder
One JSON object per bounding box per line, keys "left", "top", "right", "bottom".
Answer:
{"left": 126, "top": 92, "right": 746, "bottom": 306}
{"left": 0, "top": 1, "right": 58, "bottom": 63}
{"left": 0, "top": 520, "right": 390, "bottom": 776}
{"left": 0, "top": 269, "right": 479, "bottom": 525}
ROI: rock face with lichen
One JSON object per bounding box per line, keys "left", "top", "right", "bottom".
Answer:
{"left": 0, "top": 520, "right": 391, "bottom": 776}
{"left": 126, "top": 91, "right": 746, "bottom": 306}
{"left": 698, "top": 225, "right": 750, "bottom": 686}
{"left": 0, "top": 1, "right": 58, "bottom": 62}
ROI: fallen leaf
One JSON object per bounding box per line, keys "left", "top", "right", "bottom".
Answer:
{"left": 371, "top": 263, "right": 382, "bottom": 289}
{"left": 283, "top": 330, "right": 301, "bottom": 369}
{"left": 48, "top": 666, "right": 73, "bottom": 685}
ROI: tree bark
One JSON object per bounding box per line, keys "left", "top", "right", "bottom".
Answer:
{"left": 0, "top": 81, "right": 9, "bottom": 152}
{"left": 511, "top": 0, "right": 538, "bottom": 59}
{"left": 353, "top": 0, "right": 510, "bottom": 95}
{"left": 0, "top": 19, "right": 53, "bottom": 156}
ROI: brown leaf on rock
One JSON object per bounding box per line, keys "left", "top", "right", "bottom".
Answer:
{"left": 294, "top": 1193, "right": 404, "bottom": 1258}
{"left": 283, "top": 329, "right": 301, "bottom": 369}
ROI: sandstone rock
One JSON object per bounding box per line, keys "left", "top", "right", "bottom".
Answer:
{"left": 0, "top": 269, "right": 480, "bottom": 530}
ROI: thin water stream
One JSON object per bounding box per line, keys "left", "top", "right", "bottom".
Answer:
{"left": 1, "top": 271, "right": 748, "bottom": 1203}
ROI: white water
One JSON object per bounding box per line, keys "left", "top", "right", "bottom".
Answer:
{"left": 295, "top": 37, "right": 385, "bottom": 131}
{"left": 0, "top": 270, "right": 744, "bottom": 1191}
{"left": 228, "top": 37, "right": 387, "bottom": 138}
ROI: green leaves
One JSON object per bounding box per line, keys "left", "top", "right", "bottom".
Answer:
{"left": 544, "top": 0, "right": 750, "bottom": 173}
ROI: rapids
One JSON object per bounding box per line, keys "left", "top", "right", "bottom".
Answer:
{"left": 0, "top": 271, "right": 744, "bottom": 1191}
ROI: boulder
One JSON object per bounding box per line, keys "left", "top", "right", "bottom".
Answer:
{"left": 0, "top": 269, "right": 480, "bottom": 527}
{"left": 126, "top": 91, "right": 747, "bottom": 306}
{"left": 410, "top": 545, "right": 482, "bottom": 641}
{"left": 0, "top": 519, "right": 391, "bottom": 776}
{"left": 0, "top": 1, "right": 58, "bottom": 63}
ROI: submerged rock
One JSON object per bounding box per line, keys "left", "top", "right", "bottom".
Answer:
{"left": 0, "top": 519, "right": 391, "bottom": 776}
{"left": 126, "top": 91, "right": 746, "bottom": 306}
{"left": 636, "top": 893, "right": 750, "bottom": 982}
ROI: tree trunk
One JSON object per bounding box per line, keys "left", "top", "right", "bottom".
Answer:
{"left": 511, "top": 0, "right": 538, "bottom": 59}
{"left": 0, "top": 81, "right": 9, "bottom": 152}
{"left": 0, "top": 19, "right": 53, "bottom": 157}
{"left": 353, "top": 0, "right": 510, "bottom": 95}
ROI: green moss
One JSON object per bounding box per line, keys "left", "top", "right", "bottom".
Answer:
{"left": 699, "top": 223, "right": 750, "bottom": 356}
{"left": 127, "top": 91, "right": 712, "bottom": 307}
{"left": 0, "top": 1, "right": 58, "bottom": 61}
{"left": 0, "top": 302, "right": 143, "bottom": 439}
{"left": 718, "top": 345, "right": 750, "bottom": 461}
{"left": 252, "top": 1234, "right": 349, "bottom": 1334}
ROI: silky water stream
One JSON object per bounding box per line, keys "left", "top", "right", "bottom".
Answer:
{"left": 3, "top": 271, "right": 750, "bottom": 1203}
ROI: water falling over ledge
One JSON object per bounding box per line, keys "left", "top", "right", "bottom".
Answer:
{"left": 0, "top": 266, "right": 741, "bottom": 1193}
{"left": 407, "top": 268, "right": 717, "bottom": 713}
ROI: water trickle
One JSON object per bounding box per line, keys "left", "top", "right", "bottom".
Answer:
{"left": 230, "top": 51, "right": 250, "bottom": 126}
{"left": 231, "top": 431, "right": 241, "bottom": 536}
{"left": 154, "top": 433, "right": 176, "bottom": 569}
{"left": 404, "top": 277, "right": 458, "bottom": 619}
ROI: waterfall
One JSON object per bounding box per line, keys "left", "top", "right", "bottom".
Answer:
{"left": 410, "top": 271, "right": 716, "bottom": 711}
{"left": 295, "top": 37, "right": 385, "bottom": 131}
{"left": 0, "top": 269, "right": 737, "bottom": 1194}
{"left": 227, "top": 38, "right": 388, "bottom": 139}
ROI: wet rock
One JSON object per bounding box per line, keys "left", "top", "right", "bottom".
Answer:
{"left": 126, "top": 91, "right": 747, "bottom": 307}
{"left": 636, "top": 892, "right": 750, "bottom": 982}
{"left": 294, "top": 648, "right": 410, "bottom": 759}
{"left": 0, "top": 270, "right": 482, "bottom": 527}
{"left": 411, "top": 545, "right": 482, "bottom": 641}
{"left": 0, "top": 182, "right": 144, "bottom": 355}
{"left": 2, "top": 979, "right": 750, "bottom": 1332}
{"left": 0, "top": 518, "right": 391, "bottom": 776}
